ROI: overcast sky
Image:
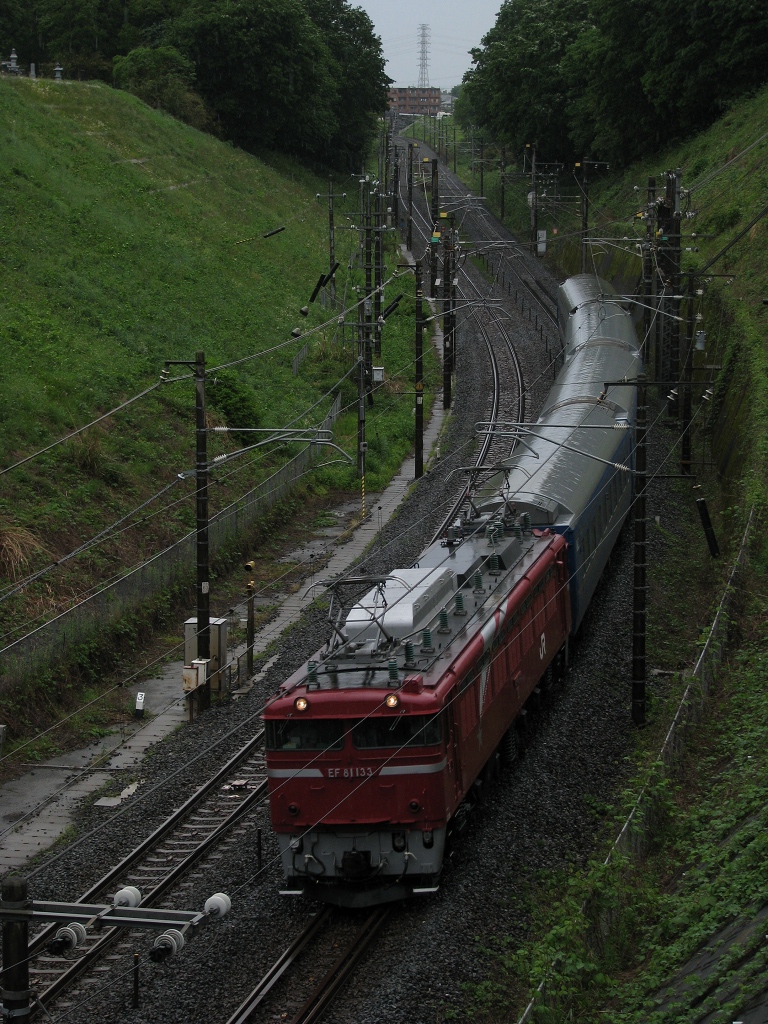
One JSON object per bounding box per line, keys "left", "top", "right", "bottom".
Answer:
{"left": 353, "top": 0, "right": 503, "bottom": 90}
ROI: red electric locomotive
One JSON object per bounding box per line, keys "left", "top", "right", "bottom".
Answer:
{"left": 263, "top": 516, "right": 570, "bottom": 907}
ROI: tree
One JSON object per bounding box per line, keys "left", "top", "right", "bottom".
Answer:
{"left": 562, "top": 1, "right": 661, "bottom": 165}
{"left": 113, "top": 45, "right": 210, "bottom": 129}
{"left": 462, "top": 0, "right": 588, "bottom": 161}
{"left": 167, "top": 0, "right": 339, "bottom": 158}
{"left": 304, "top": 0, "right": 389, "bottom": 169}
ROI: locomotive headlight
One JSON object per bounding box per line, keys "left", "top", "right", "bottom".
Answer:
{"left": 385, "top": 693, "right": 399, "bottom": 709}
{"left": 294, "top": 696, "right": 309, "bottom": 712}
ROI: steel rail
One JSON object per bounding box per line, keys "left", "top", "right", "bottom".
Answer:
{"left": 15, "top": 730, "right": 268, "bottom": 1018}
{"left": 36, "top": 777, "right": 269, "bottom": 1009}
{"left": 400, "top": 151, "right": 525, "bottom": 544}
{"left": 418, "top": 144, "right": 559, "bottom": 325}
{"left": 26, "top": 727, "right": 266, "bottom": 958}
{"left": 225, "top": 908, "right": 334, "bottom": 1024}
{"left": 288, "top": 907, "right": 391, "bottom": 1024}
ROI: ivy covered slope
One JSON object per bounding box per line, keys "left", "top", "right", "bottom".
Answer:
{"left": 0, "top": 76, "right": 420, "bottom": 649}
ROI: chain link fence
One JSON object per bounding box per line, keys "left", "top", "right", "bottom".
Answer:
{"left": 0, "top": 395, "right": 341, "bottom": 693}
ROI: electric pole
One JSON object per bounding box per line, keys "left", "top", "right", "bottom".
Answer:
{"left": 195, "top": 350, "right": 210, "bottom": 664}
{"left": 641, "top": 176, "right": 656, "bottom": 366}
{"left": 1, "top": 876, "right": 29, "bottom": 1023}
{"left": 528, "top": 143, "right": 538, "bottom": 255}
{"left": 430, "top": 158, "right": 439, "bottom": 299}
{"left": 374, "top": 184, "right": 383, "bottom": 358}
{"left": 392, "top": 146, "right": 400, "bottom": 232}
{"left": 681, "top": 272, "right": 695, "bottom": 474}
{"left": 317, "top": 178, "right": 346, "bottom": 307}
{"left": 479, "top": 137, "right": 485, "bottom": 203}
{"left": 364, "top": 180, "right": 374, "bottom": 407}
{"left": 407, "top": 142, "right": 414, "bottom": 252}
{"left": 442, "top": 222, "right": 454, "bottom": 409}
{"left": 632, "top": 373, "right": 648, "bottom": 726}
{"left": 415, "top": 262, "right": 424, "bottom": 479}
{"left": 500, "top": 148, "right": 506, "bottom": 222}
{"left": 669, "top": 168, "right": 683, "bottom": 419}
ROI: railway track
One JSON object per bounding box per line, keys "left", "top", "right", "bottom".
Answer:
{"left": 16, "top": 730, "right": 269, "bottom": 1017}
{"left": 226, "top": 906, "right": 390, "bottom": 1024}
{"left": 398, "top": 145, "right": 527, "bottom": 538}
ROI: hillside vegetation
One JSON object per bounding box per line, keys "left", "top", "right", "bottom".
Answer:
{"left": 458, "top": 0, "right": 768, "bottom": 166}
{"left": 0, "top": 76, "right": 426, "bottom": 742}
{"left": 0, "top": 0, "right": 389, "bottom": 169}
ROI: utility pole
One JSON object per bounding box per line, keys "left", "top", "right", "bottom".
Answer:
{"left": 164, "top": 352, "right": 210, "bottom": 704}
{"left": 245, "top": 578, "right": 255, "bottom": 677}
{"left": 442, "top": 222, "right": 454, "bottom": 409}
{"left": 576, "top": 158, "right": 609, "bottom": 273}
{"left": 577, "top": 158, "right": 588, "bottom": 272}
{"left": 374, "top": 184, "right": 385, "bottom": 359}
{"left": 641, "top": 177, "right": 656, "bottom": 367}
{"left": 195, "top": 351, "right": 210, "bottom": 665}
{"left": 392, "top": 147, "right": 399, "bottom": 232}
{"left": 317, "top": 178, "right": 346, "bottom": 307}
{"left": 479, "top": 137, "right": 485, "bottom": 203}
{"left": 681, "top": 272, "right": 695, "bottom": 474}
{"left": 357, "top": 292, "right": 367, "bottom": 513}
{"left": 407, "top": 142, "right": 414, "bottom": 252}
{"left": 453, "top": 125, "right": 457, "bottom": 174}
{"left": 1, "top": 876, "right": 29, "bottom": 1023}
{"left": 415, "top": 262, "right": 424, "bottom": 479}
{"left": 528, "top": 143, "right": 538, "bottom": 255}
{"left": 669, "top": 168, "right": 683, "bottom": 419}
{"left": 364, "top": 180, "right": 374, "bottom": 406}
{"left": 430, "top": 158, "right": 439, "bottom": 300}
{"left": 632, "top": 373, "right": 648, "bottom": 726}
{"left": 500, "top": 148, "right": 506, "bottom": 222}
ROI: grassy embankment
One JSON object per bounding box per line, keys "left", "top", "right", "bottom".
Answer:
{"left": 407, "top": 97, "right": 768, "bottom": 1022}
{"left": 0, "top": 77, "right": 438, "bottom": 757}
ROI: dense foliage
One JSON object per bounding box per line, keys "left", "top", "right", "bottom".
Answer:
{"left": 0, "top": 0, "right": 389, "bottom": 168}
{"left": 460, "top": 0, "right": 768, "bottom": 165}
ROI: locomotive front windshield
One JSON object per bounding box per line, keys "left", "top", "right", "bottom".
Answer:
{"left": 266, "top": 719, "right": 346, "bottom": 751}
{"left": 266, "top": 714, "right": 442, "bottom": 752}
{"left": 352, "top": 714, "right": 441, "bottom": 749}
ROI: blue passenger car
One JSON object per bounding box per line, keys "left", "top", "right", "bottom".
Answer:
{"left": 476, "top": 275, "right": 641, "bottom": 633}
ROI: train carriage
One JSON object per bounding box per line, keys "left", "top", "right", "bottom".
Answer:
{"left": 263, "top": 274, "right": 640, "bottom": 906}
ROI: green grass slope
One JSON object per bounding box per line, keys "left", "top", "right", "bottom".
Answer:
{"left": 0, "top": 77, "right": 428, "bottom": 713}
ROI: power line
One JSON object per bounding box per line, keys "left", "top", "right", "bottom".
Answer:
{"left": 0, "top": 382, "right": 162, "bottom": 479}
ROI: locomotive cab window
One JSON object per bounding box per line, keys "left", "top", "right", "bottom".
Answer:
{"left": 266, "top": 719, "right": 346, "bottom": 751}
{"left": 352, "top": 713, "right": 442, "bottom": 749}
